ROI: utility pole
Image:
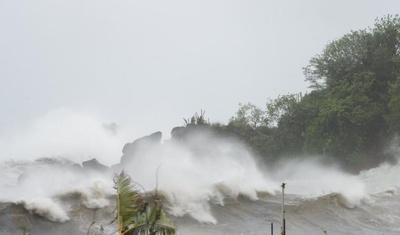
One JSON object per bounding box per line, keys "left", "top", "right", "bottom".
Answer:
{"left": 281, "top": 183, "right": 286, "bottom": 235}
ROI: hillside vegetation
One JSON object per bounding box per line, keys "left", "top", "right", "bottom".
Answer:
{"left": 193, "top": 15, "right": 400, "bottom": 171}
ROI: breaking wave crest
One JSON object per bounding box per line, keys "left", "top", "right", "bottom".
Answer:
{"left": 15, "top": 198, "right": 70, "bottom": 223}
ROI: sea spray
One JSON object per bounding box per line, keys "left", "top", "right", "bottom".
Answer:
{"left": 270, "top": 158, "right": 369, "bottom": 208}
{"left": 0, "top": 158, "right": 114, "bottom": 224}
{"left": 16, "top": 198, "right": 70, "bottom": 222}
{"left": 360, "top": 162, "right": 400, "bottom": 194}
{"left": 1, "top": 111, "right": 400, "bottom": 234}
{"left": 0, "top": 108, "right": 129, "bottom": 165}
{"left": 122, "top": 130, "right": 278, "bottom": 224}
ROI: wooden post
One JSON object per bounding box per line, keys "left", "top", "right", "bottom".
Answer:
{"left": 281, "top": 183, "right": 286, "bottom": 235}
{"left": 283, "top": 218, "right": 286, "bottom": 235}
{"left": 271, "top": 222, "right": 273, "bottom": 235}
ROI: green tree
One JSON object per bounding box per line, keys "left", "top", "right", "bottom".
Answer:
{"left": 227, "top": 103, "right": 278, "bottom": 160}
{"left": 388, "top": 76, "right": 400, "bottom": 134}
{"left": 274, "top": 91, "right": 322, "bottom": 157}
{"left": 229, "top": 103, "right": 268, "bottom": 129}
{"left": 227, "top": 95, "right": 305, "bottom": 160}
{"left": 303, "top": 15, "right": 400, "bottom": 168}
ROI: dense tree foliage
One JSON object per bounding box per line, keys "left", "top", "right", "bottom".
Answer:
{"left": 302, "top": 15, "right": 400, "bottom": 169}
{"left": 201, "top": 15, "right": 400, "bottom": 171}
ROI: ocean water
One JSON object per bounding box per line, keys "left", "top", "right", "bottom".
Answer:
{"left": 1, "top": 151, "right": 400, "bottom": 235}
{"left": 1, "top": 112, "right": 399, "bottom": 235}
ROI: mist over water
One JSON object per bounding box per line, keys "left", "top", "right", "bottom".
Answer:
{"left": 0, "top": 110, "right": 400, "bottom": 234}
{"left": 121, "top": 130, "right": 278, "bottom": 224}
{"left": 0, "top": 108, "right": 129, "bottom": 165}
{"left": 271, "top": 158, "right": 369, "bottom": 208}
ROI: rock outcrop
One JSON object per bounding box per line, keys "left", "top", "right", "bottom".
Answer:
{"left": 82, "top": 158, "right": 110, "bottom": 172}
{"left": 121, "top": 131, "right": 162, "bottom": 164}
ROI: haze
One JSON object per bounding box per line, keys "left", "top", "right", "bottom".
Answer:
{"left": 1, "top": 0, "right": 399, "bottom": 138}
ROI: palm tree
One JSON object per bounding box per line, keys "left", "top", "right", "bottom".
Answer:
{"left": 113, "top": 171, "right": 175, "bottom": 235}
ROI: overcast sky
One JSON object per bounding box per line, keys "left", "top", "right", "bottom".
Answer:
{"left": 1, "top": 0, "right": 400, "bottom": 139}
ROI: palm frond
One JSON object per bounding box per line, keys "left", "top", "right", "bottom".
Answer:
{"left": 114, "top": 172, "right": 175, "bottom": 235}
{"left": 114, "top": 171, "right": 146, "bottom": 234}
{"left": 125, "top": 201, "right": 175, "bottom": 235}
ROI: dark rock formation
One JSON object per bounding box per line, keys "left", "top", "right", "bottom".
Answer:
{"left": 170, "top": 126, "right": 186, "bottom": 140}
{"left": 121, "top": 131, "right": 162, "bottom": 164}
{"left": 170, "top": 125, "right": 203, "bottom": 141}
{"left": 170, "top": 124, "right": 221, "bottom": 142}
{"left": 82, "top": 158, "right": 110, "bottom": 172}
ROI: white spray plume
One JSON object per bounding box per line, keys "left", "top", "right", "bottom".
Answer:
{"left": 0, "top": 108, "right": 129, "bottom": 166}
{"left": 271, "top": 158, "right": 369, "bottom": 208}
{"left": 360, "top": 162, "right": 400, "bottom": 194}
{"left": 2, "top": 109, "right": 400, "bottom": 226}
{"left": 0, "top": 159, "right": 114, "bottom": 222}
{"left": 122, "top": 130, "right": 278, "bottom": 224}
{"left": 16, "top": 197, "right": 70, "bottom": 222}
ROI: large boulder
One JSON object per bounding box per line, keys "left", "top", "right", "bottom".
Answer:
{"left": 121, "top": 131, "right": 162, "bottom": 164}
{"left": 170, "top": 124, "right": 219, "bottom": 142}
{"left": 170, "top": 125, "right": 203, "bottom": 141}
{"left": 82, "top": 158, "right": 110, "bottom": 172}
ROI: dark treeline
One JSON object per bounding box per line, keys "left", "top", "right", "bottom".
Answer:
{"left": 188, "top": 15, "right": 400, "bottom": 172}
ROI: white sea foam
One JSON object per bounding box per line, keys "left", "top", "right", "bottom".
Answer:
{"left": 0, "top": 108, "right": 129, "bottom": 166}
{"left": 121, "top": 130, "right": 278, "bottom": 223}
{"left": 0, "top": 158, "right": 114, "bottom": 222}
{"left": 271, "top": 158, "right": 370, "bottom": 207}
{"left": 16, "top": 197, "right": 70, "bottom": 222}
{"left": 2, "top": 109, "right": 400, "bottom": 227}
{"left": 359, "top": 162, "right": 400, "bottom": 194}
